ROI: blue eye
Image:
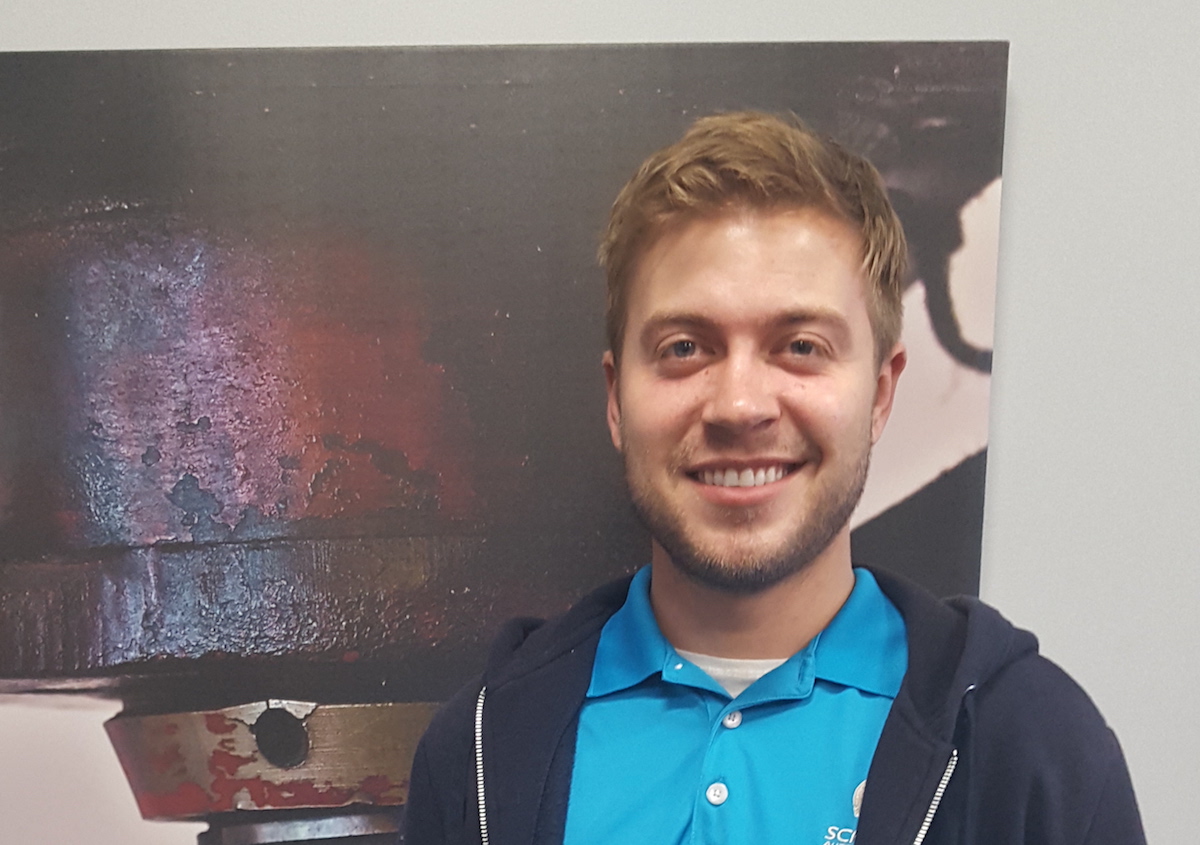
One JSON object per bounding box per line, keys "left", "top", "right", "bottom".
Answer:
{"left": 790, "top": 339, "right": 815, "bottom": 355}
{"left": 667, "top": 340, "right": 696, "bottom": 358}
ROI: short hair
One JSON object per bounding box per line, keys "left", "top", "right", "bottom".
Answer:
{"left": 599, "top": 110, "right": 907, "bottom": 365}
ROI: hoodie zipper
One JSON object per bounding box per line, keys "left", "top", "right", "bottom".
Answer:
{"left": 911, "top": 681, "right": 973, "bottom": 845}
{"left": 911, "top": 747, "right": 958, "bottom": 845}
{"left": 475, "top": 686, "right": 490, "bottom": 845}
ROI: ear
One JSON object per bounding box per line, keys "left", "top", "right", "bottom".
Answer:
{"left": 602, "top": 350, "right": 623, "bottom": 452}
{"left": 870, "top": 342, "right": 907, "bottom": 444}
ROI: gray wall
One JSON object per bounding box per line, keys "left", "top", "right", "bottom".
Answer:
{"left": 2, "top": 2, "right": 1197, "bottom": 843}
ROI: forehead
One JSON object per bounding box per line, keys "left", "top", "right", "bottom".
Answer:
{"left": 624, "top": 207, "right": 871, "bottom": 336}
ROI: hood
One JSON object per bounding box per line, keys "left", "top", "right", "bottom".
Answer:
{"left": 481, "top": 575, "right": 635, "bottom": 690}
{"left": 873, "top": 568, "right": 1040, "bottom": 742}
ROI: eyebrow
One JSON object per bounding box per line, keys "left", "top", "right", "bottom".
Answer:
{"left": 637, "top": 308, "right": 853, "bottom": 349}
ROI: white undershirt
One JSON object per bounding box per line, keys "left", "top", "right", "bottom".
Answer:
{"left": 675, "top": 649, "right": 789, "bottom": 698}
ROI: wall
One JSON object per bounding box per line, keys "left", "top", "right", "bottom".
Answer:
{"left": 1, "top": 2, "right": 1196, "bottom": 843}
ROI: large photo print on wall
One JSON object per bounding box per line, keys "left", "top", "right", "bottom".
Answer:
{"left": 0, "top": 40, "right": 1007, "bottom": 837}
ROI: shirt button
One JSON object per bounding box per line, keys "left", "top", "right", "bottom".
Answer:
{"left": 705, "top": 782, "right": 728, "bottom": 806}
{"left": 722, "top": 710, "right": 742, "bottom": 729}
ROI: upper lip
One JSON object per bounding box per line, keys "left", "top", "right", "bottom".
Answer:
{"left": 685, "top": 458, "right": 799, "bottom": 473}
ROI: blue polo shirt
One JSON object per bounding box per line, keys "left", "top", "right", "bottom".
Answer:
{"left": 563, "top": 567, "right": 906, "bottom": 844}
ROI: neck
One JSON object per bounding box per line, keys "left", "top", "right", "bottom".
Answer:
{"left": 648, "top": 531, "right": 855, "bottom": 659}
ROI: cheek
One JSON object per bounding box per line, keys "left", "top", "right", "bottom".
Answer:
{"left": 621, "top": 380, "right": 703, "bottom": 438}
{"left": 783, "top": 382, "right": 875, "bottom": 442}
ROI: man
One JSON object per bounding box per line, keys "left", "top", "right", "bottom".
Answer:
{"left": 405, "top": 111, "right": 1144, "bottom": 845}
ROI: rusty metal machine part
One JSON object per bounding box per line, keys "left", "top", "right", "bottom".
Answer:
{"left": 107, "top": 700, "right": 437, "bottom": 836}
{"left": 0, "top": 207, "right": 534, "bottom": 843}
{"left": 0, "top": 215, "right": 492, "bottom": 704}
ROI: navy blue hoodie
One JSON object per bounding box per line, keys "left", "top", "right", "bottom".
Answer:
{"left": 405, "top": 568, "right": 1145, "bottom": 845}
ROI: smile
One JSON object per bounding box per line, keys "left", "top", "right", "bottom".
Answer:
{"left": 695, "top": 465, "right": 795, "bottom": 488}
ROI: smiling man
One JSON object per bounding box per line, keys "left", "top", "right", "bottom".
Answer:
{"left": 405, "top": 112, "right": 1144, "bottom": 845}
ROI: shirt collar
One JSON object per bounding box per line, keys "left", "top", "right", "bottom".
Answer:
{"left": 588, "top": 567, "right": 671, "bottom": 697}
{"left": 588, "top": 566, "right": 905, "bottom": 700}
{"left": 813, "top": 568, "right": 907, "bottom": 698}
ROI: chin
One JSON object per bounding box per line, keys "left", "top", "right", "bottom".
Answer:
{"left": 639, "top": 506, "right": 832, "bottom": 595}
{"left": 668, "top": 547, "right": 814, "bottom": 595}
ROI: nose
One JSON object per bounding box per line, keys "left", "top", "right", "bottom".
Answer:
{"left": 701, "top": 348, "right": 781, "bottom": 434}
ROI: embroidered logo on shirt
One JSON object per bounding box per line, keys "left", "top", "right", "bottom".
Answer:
{"left": 822, "top": 780, "right": 866, "bottom": 843}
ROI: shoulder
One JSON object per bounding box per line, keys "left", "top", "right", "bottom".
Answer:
{"left": 972, "top": 649, "right": 1118, "bottom": 766}
{"left": 877, "top": 564, "right": 1123, "bottom": 765}
{"left": 965, "top": 652, "right": 1144, "bottom": 843}
{"left": 969, "top": 646, "right": 1127, "bottom": 786}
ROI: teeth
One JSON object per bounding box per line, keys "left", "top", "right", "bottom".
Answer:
{"left": 699, "top": 465, "right": 790, "bottom": 488}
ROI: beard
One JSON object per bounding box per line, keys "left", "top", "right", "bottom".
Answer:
{"left": 625, "top": 444, "right": 870, "bottom": 595}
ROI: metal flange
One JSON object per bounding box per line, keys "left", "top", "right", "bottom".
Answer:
{"left": 106, "top": 700, "right": 439, "bottom": 820}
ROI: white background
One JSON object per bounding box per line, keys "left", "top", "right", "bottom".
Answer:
{"left": 1, "top": 2, "right": 1197, "bottom": 843}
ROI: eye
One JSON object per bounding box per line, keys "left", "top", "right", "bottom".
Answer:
{"left": 664, "top": 339, "right": 697, "bottom": 359}
{"left": 789, "top": 339, "right": 816, "bottom": 356}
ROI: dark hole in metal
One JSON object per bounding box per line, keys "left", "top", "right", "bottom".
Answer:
{"left": 252, "top": 707, "right": 310, "bottom": 769}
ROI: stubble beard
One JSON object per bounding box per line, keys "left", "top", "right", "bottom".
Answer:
{"left": 625, "top": 442, "right": 871, "bottom": 595}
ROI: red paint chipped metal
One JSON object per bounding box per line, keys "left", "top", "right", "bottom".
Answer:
{"left": 204, "top": 713, "right": 239, "bottom": 735}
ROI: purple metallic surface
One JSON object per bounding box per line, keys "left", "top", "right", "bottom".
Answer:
{"left": 2, "top": 216, "right": 473, "bottom": 552}
{"left": 0, "top": 215, "right": 489, "bottom": 698}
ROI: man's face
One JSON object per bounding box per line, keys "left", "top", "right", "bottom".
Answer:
{"left": 604, "top": 207, "right": 905, "bottom": 593}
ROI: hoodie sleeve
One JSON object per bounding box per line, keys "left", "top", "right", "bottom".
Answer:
{"left": 1080, "top": 733, "right": 1146, "bottom": 845}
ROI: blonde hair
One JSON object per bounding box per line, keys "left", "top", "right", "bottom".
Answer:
{"left": 599, "top": 111, "right": 906, "bottom": 365}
